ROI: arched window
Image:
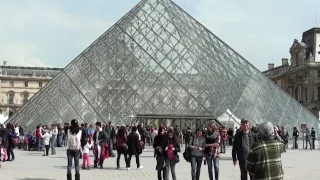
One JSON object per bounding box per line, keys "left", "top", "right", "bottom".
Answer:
{"left": 7, "top": 91, "right": 15, "bottom": 104}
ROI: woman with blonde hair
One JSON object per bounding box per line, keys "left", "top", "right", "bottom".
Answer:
{"left": 204, "top": 123, "right": 220, "bottom": 180}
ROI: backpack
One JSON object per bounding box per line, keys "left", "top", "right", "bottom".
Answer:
{"left": 68, "top": 130, "right": 81, "bottom": 150}
{"left": 183, "top": 136, "right": 194, "bottom": 163}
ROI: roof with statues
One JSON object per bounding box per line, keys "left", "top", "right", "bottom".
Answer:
{"left": 303, "top": 27, "right": 320, "bottom": 37}
{"left": 0, "top": 65, "right": 63, "bottom": 78}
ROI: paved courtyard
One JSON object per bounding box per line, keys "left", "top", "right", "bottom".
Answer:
{"left": 0, "top": 145, "right": 320, "bottom": 180}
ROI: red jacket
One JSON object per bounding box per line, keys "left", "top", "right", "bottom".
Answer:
{"left": 35, "top": 128, "right": 40, "bottom": 138}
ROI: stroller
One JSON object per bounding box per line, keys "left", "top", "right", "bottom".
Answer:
{"left": 24, "top": 134, "right": 36, "bottom": 151}
{"left": 17, "top": 136, "right": 25, "bottom": 149}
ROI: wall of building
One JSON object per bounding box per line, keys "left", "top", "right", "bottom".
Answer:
{"left": 315, "top": 33, "right": 320, "bottom": 62}
{"left": 0, "top": 80, "right": 48, "bottom": 105}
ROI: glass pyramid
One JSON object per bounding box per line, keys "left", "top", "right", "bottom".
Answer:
{"left": 6, "top": 0, "right": 320, "bottom": 134}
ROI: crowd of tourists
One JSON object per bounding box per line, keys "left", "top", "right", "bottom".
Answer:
{"left": 0, "top": 118, "right": 314, "bottom": 180}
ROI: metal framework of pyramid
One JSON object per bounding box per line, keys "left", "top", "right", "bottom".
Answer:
{"left": 6, "top": 0, "right": 320, "bottom": 133}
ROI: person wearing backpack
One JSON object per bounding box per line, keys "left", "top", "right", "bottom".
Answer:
{"left": 189, "top": 129, "right": 205, "bottom": 180}
{"left": 67, "top": 119, "right": 82, "bottom": 180}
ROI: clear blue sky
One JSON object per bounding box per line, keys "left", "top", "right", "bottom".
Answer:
{"left": 0, "top": 0, "right": 319, "bottom": 71}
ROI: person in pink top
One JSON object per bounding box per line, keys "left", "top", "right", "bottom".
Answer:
{"left": 163, "top": 129, "right": 180, "bottom": 180}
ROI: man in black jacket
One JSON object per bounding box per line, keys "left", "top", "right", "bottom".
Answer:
{"left": 232, "top": 119, "right": 257, "bottom": 180}
{"left": 311, "top": 127, "right": 316, "bottom": 149}
{"left": 93, "top": 122, "right": 109, "bottom": 169}
{"left": 127, "top": 126, "right": 143, "bottom": 170}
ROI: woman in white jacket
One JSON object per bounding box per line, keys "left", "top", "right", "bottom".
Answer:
{"left": 41, "top": 129, "right": 52, "bottom": 156}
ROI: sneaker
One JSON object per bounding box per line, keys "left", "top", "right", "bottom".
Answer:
{"left": 127, "top": 168, "right": 130, "bottom": 171}
{"left": 138, "top": 166, "right": 143, "bottom": 170}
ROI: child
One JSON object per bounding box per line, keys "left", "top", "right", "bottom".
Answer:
{"left": 41, "top": 129, "right": 52, "bottom": 156}
{"left": 82, "top": 138, "right": 93, "bottom": 169}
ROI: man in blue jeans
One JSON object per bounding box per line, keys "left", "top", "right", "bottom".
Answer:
{"left": 105, "top": 122, "right": 115, "bottom": 157}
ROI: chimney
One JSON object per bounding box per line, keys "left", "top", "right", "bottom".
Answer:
{"left": 268, "top": 63, "right": 274, "bottom": 70}
{"left": 282, "top": 58, "right": 288, "bottom": 65}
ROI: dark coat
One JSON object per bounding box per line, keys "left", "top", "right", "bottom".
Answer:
{"left": 153, "top": 134, "right": 166, "bottom": 157}
{"left": 127, "top": 132, "right": 140, "bottom": 155}
{"left": 81, "top": 127, "right": 89, "bottom": 147}
{"left": 232, "top": 130, "right": 257, "bottom": 162}
{"left": 93, "top": 130, "right": 108, "bottom": 147}
{"left": 0, "top": 128, "right": 9, "bottom": 149}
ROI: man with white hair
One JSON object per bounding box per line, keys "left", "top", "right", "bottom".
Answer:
{"left": 245, "top": 121, "right": 285, "bottom": 180}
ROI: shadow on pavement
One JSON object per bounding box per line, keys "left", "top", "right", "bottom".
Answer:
{"left": 21, "top": 153, "right": 44, "bottom": 156}
{"left": 15, "top": 178, "right": 55, "bottom": 180}
{"left": 52, "top": 165, "right": 118, "bottom": 170}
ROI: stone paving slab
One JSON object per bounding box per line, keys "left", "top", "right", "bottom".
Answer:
{"left": 0, "top": 146, "right": 319, "bottom": 180}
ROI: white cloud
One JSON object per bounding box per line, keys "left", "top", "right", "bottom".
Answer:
{"left": 0, "top": 40, "right": 47, "bottom": 67}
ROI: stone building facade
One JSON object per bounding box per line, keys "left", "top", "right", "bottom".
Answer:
{"left": 263, "top": 27, "right": 320, "bottom": 117}
{"left": 0, "top": 65, "right": 62, "bottom": 116}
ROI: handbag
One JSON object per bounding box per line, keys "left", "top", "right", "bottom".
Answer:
{"left": 174, "top": 154, "right": 180, "bottom": 163}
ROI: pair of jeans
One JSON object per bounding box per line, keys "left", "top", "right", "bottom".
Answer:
{"left": 7, "top": 147, "right": 14, "bottom": 160}
{"left": 312, "top": 138, "right": 315, "bottom": 149}
{"left": 293, "top": 138, "right": 298, "bottom": 149}
{"left": 117, "top": 146, "right": 128, "bottom": 168}
{"left": 109, "top": 138, "right": 115, "bottom": 156}
{"left": 63, "top": 135, "right": 68, "bottom": 147}
{"left": 206, "top": 157, "right": 219, "bottom": 180}
{"left": 158, "top": 167, "right": 166, "bottom": 180}
{"left": 185, "top": 139, "right": 190, "bottom": 150}
{"left": 127, "top": 154, "right": 140, "bottom": 168}
{"left": 44, "top": 145, "right": 50, "bottom": 156}
{"left": 305, "top": 139, "right": 312, "bottom": 149}
{"left": 94, "top": 145, "right": 104, "bottom": 166}
{"left": 51, "top": 137, "right": 57, "bottom": 154}
{"left": 191, "top": 156, "right": 203, "bottom": 180}
{"left": 82, "top": 153, "right": 90, "bottom": 167}
{"left": 164, "top": 159, "right": 176, "bottom": 180}
{"left": 67, "top": 149, "right": 80, "bottom": 175}
{"left": 220, "top": 140, "right": 226, "bottom": 153}
{"left": 36, "top": 137, "right": 40, "bottom": 151}
{"left": 239, "top": 160, "right": 253, "bottom": 180}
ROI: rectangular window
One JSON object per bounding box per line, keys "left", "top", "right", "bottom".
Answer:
{"left": 305, "top": 88, "right": 308, "bottom": 102}
{"left": 39, "top": 82, "right": 43, "bottom": 88}
{"left": 8, "top": 93, "right": 14, "bottom": 104}
{"left": 24, "top": 81, "right": 28, "bottom": 87}
{"left": 9, "top": 81, "right": 14, "bottom": 87}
